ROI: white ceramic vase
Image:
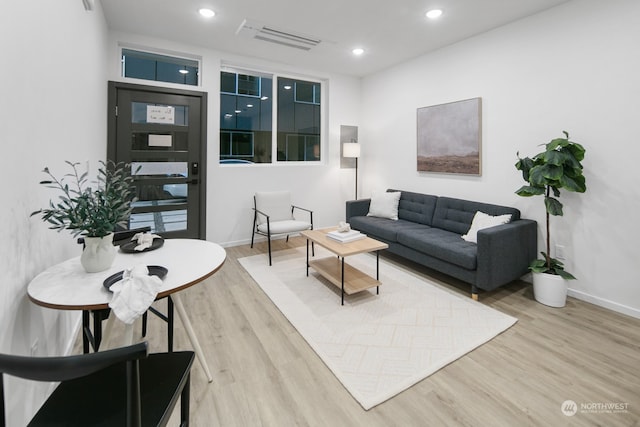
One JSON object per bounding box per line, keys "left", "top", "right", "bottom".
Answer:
{"left": 532, "top": 272, "right": 569, "bottom": 308}
{"left": 80, "top": 233, "right": 116, "bottom": 273}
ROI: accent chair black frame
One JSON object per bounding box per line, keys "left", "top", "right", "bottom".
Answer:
{"left": 0, "top": 342, "right": 194, "bottom": 426}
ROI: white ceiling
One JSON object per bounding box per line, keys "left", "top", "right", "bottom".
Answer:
{"left": 101, "top": 0, "right": 571, "bottom": 77}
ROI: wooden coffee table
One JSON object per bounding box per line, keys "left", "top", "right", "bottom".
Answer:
{"left": 300, "top": 228, "right": 389, "bottom": 305}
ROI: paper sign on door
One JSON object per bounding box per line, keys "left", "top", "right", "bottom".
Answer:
{"left": 147, "top": 105, "right": 175, "bottom": 124}
{"left": 148, "top": 134, "right": 172, "bottom": 147}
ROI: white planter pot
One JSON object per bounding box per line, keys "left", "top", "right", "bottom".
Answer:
{"left": 80, "top": 233, "right": 116, "bottom": 273}
{"left": 532, "top": 272, "right": 569, "bottom": 308}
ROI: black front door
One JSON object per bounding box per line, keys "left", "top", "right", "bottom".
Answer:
{"left": 108, "top": 81, "right": 207, "bottom": 239}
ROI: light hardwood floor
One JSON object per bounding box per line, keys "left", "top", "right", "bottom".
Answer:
{"left": 93, "top": 237, "right": 640, "bottom": 427}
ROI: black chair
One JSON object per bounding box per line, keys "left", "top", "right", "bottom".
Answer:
{"left": 0, "top": 342, "right": 194, "bottom": 426}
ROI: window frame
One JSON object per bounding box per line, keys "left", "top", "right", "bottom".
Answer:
{"left": 220, "top": 130, "right": 255, "bottom": 158}
{"left": 219, "top": 65, "right": 326, "bottom": 166}
{"left": 120, "top": 46, "right": 202, "bottom": 87}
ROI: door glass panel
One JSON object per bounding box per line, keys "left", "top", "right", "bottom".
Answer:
{"left": 131, "top": 132, "right": 189, "bottom": 151}
{"left": 129, "top": 210, "right": 187, "bottom": 233}
{"left": 133, "top": 183, "right": 187, "bottom": 206}
{"left": 131, "top": 102, "right": 189, "bottom": 126}
{"left": 131, "top": 162, "right": 187, "bottom": 177}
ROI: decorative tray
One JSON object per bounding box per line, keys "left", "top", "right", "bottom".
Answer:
{"left": 103, "top": 265, "right": 168, "bottom": 291}
{"left": 119, "top": 237, "right": 164, "bottom": 253}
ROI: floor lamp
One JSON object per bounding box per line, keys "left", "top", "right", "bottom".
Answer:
{"left": 343, "top": 142, "right": 361, "bottom": 199}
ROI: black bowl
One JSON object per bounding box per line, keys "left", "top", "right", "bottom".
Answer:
{"left": 103, "top": 265, "right": 168, "bottom": 291}
{"left": 119, "top": 237, "right": 164, "bottom": 253}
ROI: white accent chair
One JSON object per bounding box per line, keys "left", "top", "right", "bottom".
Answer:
{"left": 251, "top": 191, "right": 313, "bottom": 265}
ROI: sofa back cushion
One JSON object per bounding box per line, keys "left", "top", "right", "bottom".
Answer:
{"left": 389, "top": 189, "right": 438, "bottom": 226}
{"left": 432, "top": 196, "right": 521, "bottom": 235}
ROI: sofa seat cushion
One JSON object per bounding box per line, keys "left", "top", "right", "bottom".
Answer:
{"left": 397, "top": 227, "right": 478, "bottom": 270}
{"left": 349, "top": 216, "right": 428, "bottom": 243}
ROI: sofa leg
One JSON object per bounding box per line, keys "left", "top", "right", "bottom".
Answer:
{"left": 471, "top": 285, "right": 478, "bottom": 301}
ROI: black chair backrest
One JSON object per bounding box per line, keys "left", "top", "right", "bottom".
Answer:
{"left": 0, "top": 342, "right": 148, "bottom": 427}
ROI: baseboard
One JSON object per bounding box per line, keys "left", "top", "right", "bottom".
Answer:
{"left": 568, "top": 288, "right": 640, "bottom": 319}
{"left": 221, "top": 234, "right": 303, "bottom": 248}
{"left": 220, "top": 238, "right": 252, "bottom": 248}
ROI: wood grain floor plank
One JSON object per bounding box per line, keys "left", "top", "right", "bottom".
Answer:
{"left": 78, "top": 237, "right": 640, "bottom": 426}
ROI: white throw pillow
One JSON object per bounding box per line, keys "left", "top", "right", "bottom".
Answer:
{"left": 367, "top": 191, "right": 402, "bottom": 220}
{"left": 462, "top": 211, "right": 512, "bottom": 243}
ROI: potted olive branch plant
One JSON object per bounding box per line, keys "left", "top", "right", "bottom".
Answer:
{"left": 515, "top": 131, "right": 586, "bottom": 307}
{"left": 32, "top": 160, "right": 137, "bottom": 272}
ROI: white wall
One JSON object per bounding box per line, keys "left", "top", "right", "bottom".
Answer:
{"left": 0, "top": 0, "right": 109, "bottom": 425}
{"left": 360, "top": 0, "right": 640, "bottom": 318}
{"left": 3, "top": 0, "right": 637, "bottom": 424}
{"left": 106, "top": 32, "right": 362, "bottom": 246}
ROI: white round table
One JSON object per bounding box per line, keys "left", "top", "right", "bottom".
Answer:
{"left": 28, "top": 239, "right": 226, "bottom": 382}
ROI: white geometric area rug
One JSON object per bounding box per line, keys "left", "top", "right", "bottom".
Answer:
{"left": 239, "top": 247, "right": 517, "bottom": 410}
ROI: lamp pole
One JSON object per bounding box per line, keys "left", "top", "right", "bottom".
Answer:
{"left": 354, "top": 156, "right": 358, "bottom": 199}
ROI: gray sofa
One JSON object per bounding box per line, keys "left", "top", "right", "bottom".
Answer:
{"left": 346, "top": 190, "right": 537, "bottom": 299}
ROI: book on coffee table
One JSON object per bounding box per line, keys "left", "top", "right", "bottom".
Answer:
{"left": 326, "top": 229, "right": 366, "bottom": 243}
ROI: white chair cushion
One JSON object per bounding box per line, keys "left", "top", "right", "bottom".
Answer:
{"left": 255, "top": 191, "right": 293, "bottom": 224}
{"left": 257, "top": 220, "right": 311, "bottom": 235}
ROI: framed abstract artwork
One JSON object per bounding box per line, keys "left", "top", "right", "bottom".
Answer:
{"left": 417, "top": 97, "right": 482, "bottom": 175}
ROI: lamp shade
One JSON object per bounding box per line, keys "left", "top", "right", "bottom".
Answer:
{"left": 343, "top": 142, "right": 361, "bottom": 158}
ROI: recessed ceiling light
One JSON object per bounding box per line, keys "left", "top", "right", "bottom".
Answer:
{"left": 283, "top": 85, "right": 292, "bottom": 90}
{"left": 426, "top": 9, "right": 443, "bottom": 19}
{"left": 352, "top": 48, "right": 365, "bottom": 56}
{"left": 179, "top": 69, "right": 189, "bottom": 74}
{"left": 198, "top": 8, "right": 215, "bottom": 18}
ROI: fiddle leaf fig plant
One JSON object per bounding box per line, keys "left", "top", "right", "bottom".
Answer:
{"left": 515, "top": 131, "right": 586, "bottom": 279}
{"left": 31, "top": 160, "right": 138, "bottom": 238}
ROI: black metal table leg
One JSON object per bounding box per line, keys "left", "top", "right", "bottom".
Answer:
{"left": 306, "top": 239, "right": 309, "bottom": 276}
{"left": 146, "top": 296, "right": 175, "bottom": 352}
{"left": 376, "top": 250, "right": 380, "bottom": 295}
{"left": 82, "top": 310, "right": 90, "bottom": 354}
{"left": 82, "top": 309, "right": 109, "bottom": 353}
{"left": 168, "top": 296, "right": 174, "bottom": 352}
{"left": 93, "top": 310, "right": 103, "bottom": 350}
{"left": 142, "top": 312, "right": 148, "bottom": 337}
{"left": 341, "top": 257, "right": 345, "bottom": 306}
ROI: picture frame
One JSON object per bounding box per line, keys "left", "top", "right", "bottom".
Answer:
{"left": 417, "top": 97, "right": 482, "bottom": 175}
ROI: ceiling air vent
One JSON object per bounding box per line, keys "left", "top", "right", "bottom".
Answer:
{"left": 236, "top": 19, "right": 321, "bottom": 51}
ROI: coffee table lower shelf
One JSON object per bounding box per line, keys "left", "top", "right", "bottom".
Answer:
{"left": 309, "top": 257, "right": 381, "bottom": 296}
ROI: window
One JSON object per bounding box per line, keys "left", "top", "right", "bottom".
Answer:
{"left": 220, "top": 71, "right": 273, "bottom": 163}
{"left": 220, "top": 131, "right": 254, "bottom": 157}
{"left": 220, "top": 69, "right": 322, "bottom": 164}
{"left": 295, "top": 81, "right": 321, "bottom": 104}
{"left": 277, "top": 78, "right": 321, "bottom": 161}
{"left": 122, "top": 49, "right": 199, "bottom": 86}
